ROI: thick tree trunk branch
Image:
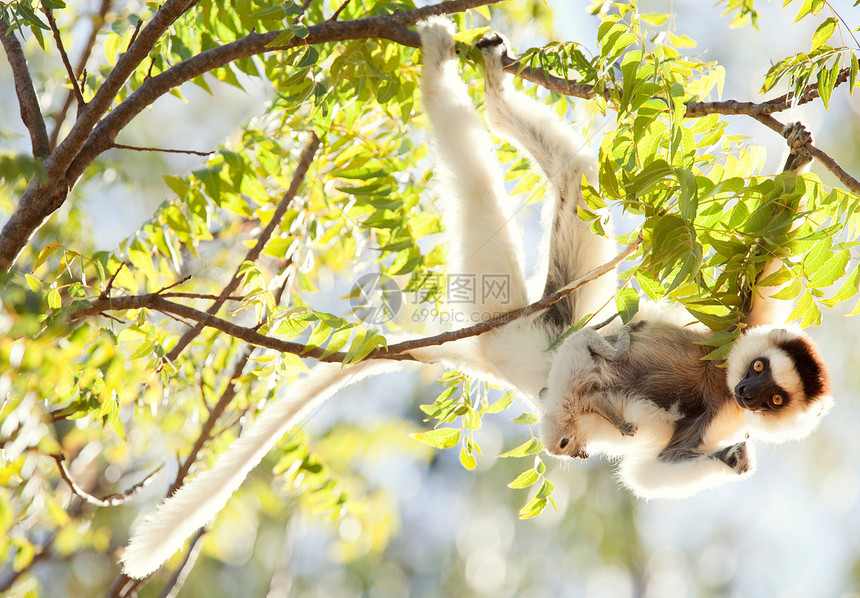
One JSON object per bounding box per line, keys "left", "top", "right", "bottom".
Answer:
{"left": 0, "top": 0, "right": 202, "bottom": 272}
{"left": 0, "top": 16, "right": 50, "bottom": 158}
{"left": 0, "top": 0, "right": 499, "bottom": 272}
{"left": 49, "top": 0, "right": 199, "bottom": 172}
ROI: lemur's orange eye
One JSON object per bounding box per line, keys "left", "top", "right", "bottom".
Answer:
{"left": 753, "top": 360, "right": 764, "bottom": 372}
{"left": 772, "top": 394, "right": 784, "bottom": 406}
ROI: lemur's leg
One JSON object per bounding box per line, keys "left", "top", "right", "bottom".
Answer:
{"left": 418, "top": 19, "right": 528, "bottom": 316}
{"left": 580, "top": 320, "right": 645, "bottom": 361}
{"left": 477, "top": 34, "right": 616, "bottom": 330}
{"left": 579, "top": 323, "right": 646, "bottom": 435}
{"left": 660, "top": 442, "right": 752, "bottom": 475}
{"left": 626, "top": 444, "right": 753, "bottom": 497}
{"left": 620, "top": 442, "right": 754, "bottom": 498}
{"left": 477, "top": 33, "right": 594, "bottom": 199}
{"left": 582, "top": 401, "right": 638, "bottom": 437}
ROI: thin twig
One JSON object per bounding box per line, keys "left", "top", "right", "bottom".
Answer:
{"left": 165, "top": 132, "right": 321, "bottom": 361}
{"left": 99, "top": 263, "right": 125, "bottom": 299}
{"left": 111, "top": 142, "right": 213, "bottom": 156}
{"left": 0, "top": 15, "right": 50, "bottom": 158}
{"left": 42, "top": 2, "right": 85, "bottom": 108}
{"left": 158, "top": 291, "right": 246, "bottom": 301}
{"left": 154, "top": 307, "right": 195, "bottom": 328}
{"left": 52, "top": 454, "right": 163, "bottom": 507}
{"left": 168, "top": 349, "right": 252, "bottom": 494}
{"left": 49, "top": 0, "right": 110, "bottom": 148}
{"left": 126, "top": 18, "right": 143, "bottom": 51}
{"left": 750, "top": 113, "right": 860, "bottom": 193}
{"left": 329, "top": 0, "right": 352, "bottom": 21}
{"left": 157, "top": 529, "right": 206, "bottom": 598}
{"left": 156, "top": 275, "right": 192, "bottom": 294}
{"left": 107, "top": 574, "right": 143, "bottom": 598}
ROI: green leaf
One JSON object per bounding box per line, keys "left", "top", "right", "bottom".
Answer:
{"left": 615, "top": 288, "right": 640, "bottom": 323}
{"left": 459, "top": 447, "right": 476, "bottom": 470}
{"left": 12, "top": 538, "right": 35, "bottom": 572}
{"left": 320, "top": 326, "right": 353, "bottom": 358}
{"left": 483, "top": 391, "right": 514, "bottom": 414}
{"left": 508, "top": 468, "right": 540, "bottom": 489}
{"left": 510, "top": 412, "right": 538, "bottom": 425}
{"left": 34, "top": 242, "right": 59, "bottom": 270}
{"left": 535, "top": 480, "right": 555, "bottom": 498}
{"left": 410, "top": 428, "right": 460, "bottom": 449}
{"left": 25, "top": 274, "right": 43, "bottom": 292}
{"left": 295, "top": 45, "right": 319, "bottom": 68}
{"left": 499, "top": 438, "right": 542, "bottom": 458}
{"left": 824, "top": 265, "right": 860, "bottom": 307}
{"left": 518, "top": 496, "right": 548, "bottom": 519}
{"left": 811, "top": 18, "right": 837, "bottom": 51}
{"left": 47, "top": 288, "right": 61, "bottom": 310}
{"left": 640, "top": 13, "right": 669, "bottom": 25}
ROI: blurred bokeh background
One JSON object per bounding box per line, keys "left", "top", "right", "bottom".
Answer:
{"left": 2, "top": 0, "right": 860, "bottom": 596}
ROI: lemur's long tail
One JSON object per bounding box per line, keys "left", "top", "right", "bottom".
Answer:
{"left": 120, "top": 359, "right": 402, "bottom": 579}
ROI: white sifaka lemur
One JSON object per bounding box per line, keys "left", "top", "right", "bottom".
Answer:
{"left": 120, "top": 17, "right": 833, "bottom": 578}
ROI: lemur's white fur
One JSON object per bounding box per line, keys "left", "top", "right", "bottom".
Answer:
{"left": 120, "top": 17, "right": 831, "bottom": 577}
{"left": 120, "top": 360, "right": 409, "bottom": 578}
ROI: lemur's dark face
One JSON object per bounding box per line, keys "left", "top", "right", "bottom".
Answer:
{"left": 733, "top": 357, "right": 790, "bottom": 413}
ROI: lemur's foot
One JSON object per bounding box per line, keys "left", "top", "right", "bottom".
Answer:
{"left": 715, "top": 442, "right": 751, "bottom": 475}
{"left": 782, "top": 122, "right": 813, "bottom": 172}
{"left": 783, "top": 121, "right": 813, "bottom": 148}
{"left": 618, "top": 421, "right": 638, "bottom": 437}
{"left": 476, "top": 32, "right": 510, "bottom": 56}
{"left": 417, "top": 17, "right": 456, "bottom": 67}
{"left": 476, "top": 32, "right": 511, "bottom": 91}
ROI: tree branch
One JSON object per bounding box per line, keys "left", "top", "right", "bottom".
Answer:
{"left": 42, "top": 3, "right": 85, "bottom": 109}
{"left": 4, "top": 0, "right": 854, "bottom": 275}
{"left": 0, "top": 0, "right": 499, "bottom": 272}
{"left": 52, "top": 454, "right": 163, "bottom": 507}
{"left": 0, "top": 15, "right": 50, "bottom": 158}
{"left": 0, "top": 0, "right": 204, "bottom": 272}
{"left": 69, "top": 233, "right": 642, "bottom": 363}
{"left": 157, "top": 529, "right": 206, "bottom": 598}
{"left": 165, "top": 132, "right": 320, "bottom": 361}
{"left": 111, "top": 142, "right": 213, "bottom": 156}
{"left": 749, "top": 113, "right": 860, "bottom": 194}
{"left": 168, "top": 350, "right": 252, "bottom": 494}
{"left": 49, "top": 0, "right": 111, "bottom": 149}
